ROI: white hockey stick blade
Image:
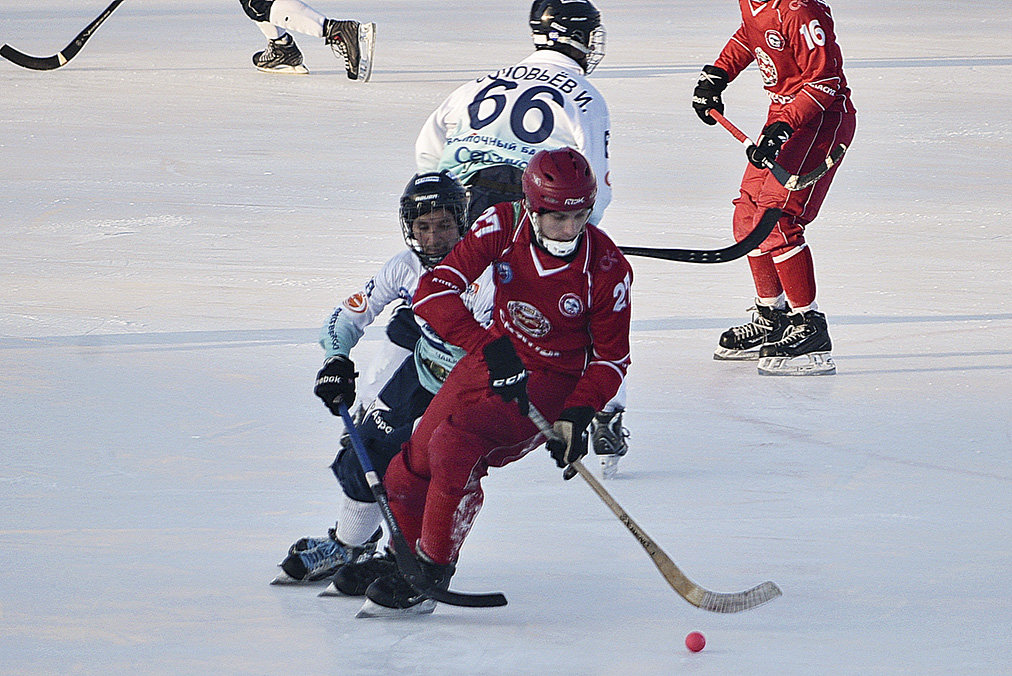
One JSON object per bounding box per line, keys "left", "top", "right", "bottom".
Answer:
{"left": 355, "top": 598, "right": 436, "bottom": 618}
{"left": 757, "top": 352, "right": 836, "bottom": 376}
{"left": 692, "top": 581, "right": 783, "bottom": 613}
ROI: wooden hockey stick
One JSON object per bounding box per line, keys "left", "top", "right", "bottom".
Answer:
{"left": 1, "top": 0, "right": 125, "bottom": 71}
{"left": 337, "top": 403, "right": 507, "bottom": 608}
{"left": 529, "top": 406, "right": 782, "bottom": 613}
{"left": 708, "top": 109, "right": 847, "bottom": 191}
{"left": 618, "top": 207, "right": 781, "bottom": 263}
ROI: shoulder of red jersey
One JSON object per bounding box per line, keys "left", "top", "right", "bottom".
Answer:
{"left": 585, "top": 224, "right": 632, "bottom": 278}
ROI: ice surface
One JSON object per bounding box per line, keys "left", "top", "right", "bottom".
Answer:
{"left": 1, "top": 1, "right": 1010, "bottom": 674}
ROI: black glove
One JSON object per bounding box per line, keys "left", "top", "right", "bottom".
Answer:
{"left": 746, "top": 121, "right": 794, "bottom": 168}
{"left": 547, "top": 406, "right": 596, "bottom": 472}
{"left": 692, "top": 65, "right": 729, "bottom": 125}
{"left": 314, "top": 356, "right": 357, "bottom": 415}
{"left": 482, "top": 336, "right": 529, "bottom": 415}
{"left": 385, "top": 304, "right": 422, "bottom": 350}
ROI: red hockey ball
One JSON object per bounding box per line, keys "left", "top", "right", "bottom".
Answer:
{"left": 685, "top": 631, "right": 706, "bottom": 652}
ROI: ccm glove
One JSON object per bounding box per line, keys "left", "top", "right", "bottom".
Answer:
{"left": 482, "top": 336, "right": 529, "bottom": 415}
{"left": 547, "top": 406, "right": 596, "bottom": 471}
{"left": 692, "top": 65, "right": 729, "bottom": 125}
{"left": 314, "top": 356, "right": 357, "bottom": 415}
{"left": 747, "top": 121, "right": 794, "bottom": 168}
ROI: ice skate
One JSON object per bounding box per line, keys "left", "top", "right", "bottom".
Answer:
{"left": 757, "top": 310, "right": 836, "bottom": 376}
{"left": 270, "top": 526, "right": 381, "bottom": 584}
{"left": 714, "top": 303, "right": 790, "bottom": 360}
{"left": 591, "top": 409, "right": 629, "bottom": 479}
{"left": 253, "top": 34, "right": 309, "bottom": 74}
{"left": 324, "top": 19, "right": 376, "bottom": 82}
{"left": 319, "top": 549, "right": 397, "bottom": 597}
{"left": 356, "top": 554, "right": 453, "bottom": 618}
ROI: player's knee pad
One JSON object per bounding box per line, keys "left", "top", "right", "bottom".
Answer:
{"left": 240, "top": 0, "right": 273, "bottom": 22}
{"left": 330, "top": 447, "right": 374, "bottom": 504}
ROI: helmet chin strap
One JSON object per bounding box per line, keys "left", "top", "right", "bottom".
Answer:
{"left": 528, "top": 207, "right": 584, "bottom": 257}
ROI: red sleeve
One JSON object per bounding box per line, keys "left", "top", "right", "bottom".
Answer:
{"left": 776, "top": 6, "right": 846, "bottom": 129}
{"left": 563, "top": 238, "right": 633, "bottom": 413}
{"left": 713, "top": 22, "right": 755, "bottom": 81}
{"left": 411, "top": 204, "right": 510, "bottom": 356}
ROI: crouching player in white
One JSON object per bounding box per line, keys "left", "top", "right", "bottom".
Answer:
{"left": 271, "top": 171, "right": 494, "bottom": 587}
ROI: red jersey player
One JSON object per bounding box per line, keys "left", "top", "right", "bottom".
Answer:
{"left": 359, "top": 147, "right": 633, "bottom": 615}
{"left": 692, "top": 0, "right": 856, "bottom": 375}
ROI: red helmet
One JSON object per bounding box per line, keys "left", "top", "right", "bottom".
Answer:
{"left": 522, "top": 147, "right": 597, "bottom": 214}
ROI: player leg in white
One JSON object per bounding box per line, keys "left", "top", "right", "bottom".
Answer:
{"left": 240, "top": 0, "right": 374, "bottom": 79}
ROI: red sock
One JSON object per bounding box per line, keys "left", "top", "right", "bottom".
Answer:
{"left": 774, "top": 245, "right": 817, "bottom": 310}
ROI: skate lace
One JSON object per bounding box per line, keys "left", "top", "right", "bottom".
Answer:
{"left": 730, "top": 309, "right": 773, "bottom": 340}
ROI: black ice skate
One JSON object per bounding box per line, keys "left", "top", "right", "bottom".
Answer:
{"left": 270, "top": 526, "right": 381, "bottom": 584}
{"left": 357, "top": 553, "right": 454, "bottom": 618}
{"left": 757, "top": 309, "right": 836, "bottom": 376}
{"left": 319, "top": 549, "right": 397, "bottom": 597}
{"left": 713, "top": 303, "right": 790, "bottom": 361}
{"left": 324, "top": 19, "right": 376, "bottom": 82}
{"left": 253, "top": 34, "right": 308, "bottom": 74}
{"left": 591, "top": 409, "right": 629, "bottom": 479}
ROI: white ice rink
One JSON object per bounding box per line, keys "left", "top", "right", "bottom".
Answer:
{"left": 1, "top": 1, "right": 1010, "bottom": 674}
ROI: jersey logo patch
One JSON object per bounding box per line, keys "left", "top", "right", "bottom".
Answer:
{"left": 765, "top": 30, "right": 785, "bottom": 51}
{"left": 343, "top": 292, "right": 369, "bottom": 313}
{"left": 507, "top": 300, "right": 551, "bottom": 338}
{"left": 754, "top": 47, "right": 779, "bottom": 87}
{"left": 495, "top": 262, "right": 514, "bottom": 284}
{"left": 559, "top": 293, "right": 584, "bottom": 318}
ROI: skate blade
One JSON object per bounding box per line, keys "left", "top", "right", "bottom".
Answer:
{"left": 600, "top": 455, "right": 620, "bottom": 479}
{"left": 256, "top": 63, "right": 309, "bottom": 75}
{"left": 355, "top": 598, "right": 436, "bottom": 618}
{"left": 356, "top": 22, "right": 376, "bottom": 82}
{"left": 319, "top": 582, "right": 354, "bottom": 597}
{"left": 713, "top": 346, "right": 760, "bottom": 361}
{"left": 757, "top": 352, "right": 836, "bottom": 376}
{"left": 270, "top": 571, "right": 304, "bottom": 585}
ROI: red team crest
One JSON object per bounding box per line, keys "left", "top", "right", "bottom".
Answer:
{"left": 558, "top": 293, "right": 584, "bottom": 318}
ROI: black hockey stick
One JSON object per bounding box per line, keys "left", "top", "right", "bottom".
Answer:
{"left": 1, "top": 0, "right": 124, "bottom": 71}
{"left": 618, "top": 207, "right": 782, "bottom": 263}
{"left": 337, "top": 403, "right": 507, "bottom": 608}
{"left": 529, "top": 406, "right": 782, "bottom": 613}
{"left": 709, "top": 109, "right": 847, "bottom": 191}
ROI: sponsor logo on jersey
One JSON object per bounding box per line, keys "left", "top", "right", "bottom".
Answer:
{"left": 507, "top": 300, "right": 551, "bottom": 338}
{"left": 559, "top": 293, "right": 584, "bottom": 318}
{"left": 343, "top": 292, "right": 369, "bottom": 313}
{"left": 754, "top": 47, "right": 779, "bottom": 87}
{"left": 765, "top": 30, "right": 785, "bottom": 51}
{"left": 495, "top": 262, "right": 514, "bottom": 284}
{"left": 599, "top": 250, "right": 619, "bottom": 272}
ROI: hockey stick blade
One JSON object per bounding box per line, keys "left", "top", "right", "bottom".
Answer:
{"left": 1, "top": 0, "right": 124, "bottom": 71}
{"left": 618, "top": 207, "right": 781, "bottom": 263}
{"left": 708, "top": 109, "right": 846, "bottom": 192}
{"left": 529, "top": 406, "right": 782, "bottom": 613}
{"left": 337, "top": 404, "right": 507, "bottom": 608}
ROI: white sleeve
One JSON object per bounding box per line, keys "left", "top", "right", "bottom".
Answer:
{"left": 320, "top": 252, "right": 419, "bottom": 359}
{"left": 415, "top": 91, "right": 457, "bottom": 173}
{"left": 574, "top": 85, "right": 612, "bottom": 226}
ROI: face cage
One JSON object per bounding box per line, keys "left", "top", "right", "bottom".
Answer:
{"left": 533, "top": 25, "right": 605, "bottom": 74}
{"left": 526, "top": 204, "right": 586, "bottom": 258}
{"left": 400, "top": 204, "right": 468, "bottom": 269}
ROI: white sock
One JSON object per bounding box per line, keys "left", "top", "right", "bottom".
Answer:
{"left": 335, "top": 495, "right": 383, "bottom": 546}
{"left": 268, "top": 0, "right": 326, "bottom": 38}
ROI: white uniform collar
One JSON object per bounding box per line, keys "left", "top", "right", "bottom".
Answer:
{"left": 518, "top": 50, "right": 584, "bottom": 75}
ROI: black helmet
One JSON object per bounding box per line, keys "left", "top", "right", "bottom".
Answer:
{"left": 399, "top": 170, "right": 469, "bottom": 268}
{"left": 529, "top": 0, "right": 605, "bottom": 74}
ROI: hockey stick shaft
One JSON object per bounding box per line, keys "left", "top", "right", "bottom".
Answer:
{"left": 708, "top": 109, "right": 846, "bottom": 191}
{"left": 337, "top": 403, "right": 507, "bottom": 608}
{"left": 1, "top": 0, "right": 124, "bottom": 71}
{"left": 618, "top": 207, "right": 781, "bottom": 263}
{"left": 529, "top": 406, "right": 782, "bottom": 613}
